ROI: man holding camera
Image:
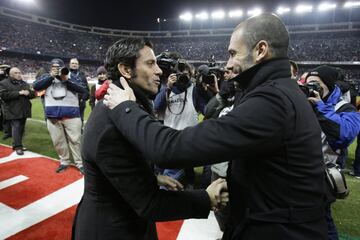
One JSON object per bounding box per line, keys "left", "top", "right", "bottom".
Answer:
{"left": 304, "top": 65, "right": 360, "bottom": 240}
{"left": 154, "top": 59, "right": 212, "bottom": 188}
{"left": 0, "top": 67, "right": 35, "bottom": 155}
{"left": 33, "top": 58, "right": 87, "bottom": 174}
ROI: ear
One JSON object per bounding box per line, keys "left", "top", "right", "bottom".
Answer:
{"left": 117, "top": 63, "right": 132, "bottom": 80}
{"left": 254, "top": 40, "right": 270, "bottom": 63}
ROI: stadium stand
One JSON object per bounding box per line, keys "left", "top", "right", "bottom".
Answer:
{"left": 0, "top": 6, "right": 359, "bottom": 83}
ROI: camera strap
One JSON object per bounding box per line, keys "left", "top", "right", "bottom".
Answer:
{"left": 166, "top": 88, "right": 188, "bottom": 115}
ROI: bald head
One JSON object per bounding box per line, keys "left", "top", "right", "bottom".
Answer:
{"left": 234, "top": 13, "right": 289, "bottom": 58}
{"left": 9, "top": 67, "right": 22, "bottom": 81}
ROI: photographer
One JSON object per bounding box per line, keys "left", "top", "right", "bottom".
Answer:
{"left": 154, "top": 58, "right": 212, "bottom": 188}
{"left": 33, "top": 58, "right": 87, "bottom": 174}
{"left": 304, "top": 65, "right": 360, "bottom": 240}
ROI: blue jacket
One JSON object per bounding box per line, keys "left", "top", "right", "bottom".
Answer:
{"left": 314, "top": 86, "right": 360, "bottom": 150}
{"left": 33, "top": 74, "right": 87, "bottom": 118}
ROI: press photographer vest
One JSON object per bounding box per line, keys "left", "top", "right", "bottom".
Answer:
{"left": 164, "top": 84, "right": 198, "bottom": 130}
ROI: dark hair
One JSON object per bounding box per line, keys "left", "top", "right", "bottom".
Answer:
{"left": 236, "top": 13, "right": 289, "bottom": 58}
{"left": 105, "top": 38, "right": 153, "bottom": 80}
{"left": 289, "top": 60, "right": 298, "bottom": 72}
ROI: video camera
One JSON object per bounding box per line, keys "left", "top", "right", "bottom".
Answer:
{"left": 197, "top": 64, "right": 225, "bottom": 86}
{"left": 299, "top": 81, "right": 323, "bottom": 98}
{"left": 157, "top": 52, "right": 191, "bottom": 87}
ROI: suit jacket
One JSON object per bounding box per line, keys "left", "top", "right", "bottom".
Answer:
{"left": 72, "top": 84, "right": 210, "bottom": 240}
{"left": 0, "top": 78, "right": 35, "bottom": 120}
{"left": 107, "top": 59, "right": 328, "bottom": 240}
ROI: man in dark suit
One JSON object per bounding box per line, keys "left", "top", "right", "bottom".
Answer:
{"left": 0, "top": 67, "right": 35, "bottom": 155}
{"left": 104, "top": 13, "right": 328, "bottom": 239}
{"left": 72, "top": 38, "right": 228, "bottom": 240}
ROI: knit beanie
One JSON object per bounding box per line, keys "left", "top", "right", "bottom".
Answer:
{"left": 97, "top": 66, "right": 107, "bottom": 75}
{"left": 50, "top": 58, "right": 65, "bottom": 68}
{"left": 306, "top": 65, "right": 339, "bottom": 93}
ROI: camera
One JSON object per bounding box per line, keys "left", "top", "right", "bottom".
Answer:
{"left": 299, "top": 82, "right": 323, "bottom": 98}
{"left": 157, "top": 52, "right": 187, "bottom": 77}
{"left": 55, "top": 67, "right": 69, "bottom": 80}
{"left": 157, "top": 52, "right": 177, "bottom": 77}
{"left": 198, "top": 64, "right": 224, "bottom": 86}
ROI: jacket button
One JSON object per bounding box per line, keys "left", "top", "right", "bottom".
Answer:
{"left": 125, "top": 107, "right": 131, "bottom": 113}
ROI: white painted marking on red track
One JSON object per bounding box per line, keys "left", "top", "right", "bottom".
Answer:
{"left": 0, "top": 175, "right": 29, "bottom": 190}
{"left": 0, "top": 178, "right": 84, "bottom": 239}
{"left": 0, "top": 151, "right": 43, "bottom": 164}
{"left": 177, "top": 211, "right": 223, "bottom": 240}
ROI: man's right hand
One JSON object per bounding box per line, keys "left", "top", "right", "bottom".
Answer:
{"left": 206, "top": 178, "right": 229, "bottom": 211}
{"left": 167, "top": 73, "right": 177, "bottom": 89}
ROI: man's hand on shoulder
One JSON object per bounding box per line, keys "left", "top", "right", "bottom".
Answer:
{"left": 104, "top": 77, "right": 136, "bottom": 109}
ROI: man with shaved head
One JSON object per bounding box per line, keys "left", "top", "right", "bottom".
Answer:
{"left": 0, "top": 67, "right": 35, "bottom": 155}
{"left": 104, "top": 13, "right": 327, "bottom": 239}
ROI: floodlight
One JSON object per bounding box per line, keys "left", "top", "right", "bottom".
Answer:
{"left": 318, "top": 2, "right": 337, "bottom": 11}
{"left": 211, "top": 10, "right": 225, "bottom": 20}
{"left": 195, "top": 12, "right": 209, "bottom": 20}
{"left": 247, "top": 8, "right": 262, "bottom": 16}
{"left": 295, "top": 4, "right": 313, "bottom": 13}
{"left": 276, "top": 6, "right": 291, "bottom": 15}
{"left": 229, "top": 10, "right": 243, "bottom": 18}
{"left": 179, "top": 12, "right": 193, "bottom": 21}
{"left": 13, "top": 0, "right": 36, "bottom": 4}
{"left": 344, "top": 1, "right": 360, "bottom": 8}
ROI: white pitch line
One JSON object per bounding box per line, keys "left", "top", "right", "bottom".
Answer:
{"left": 0, "top": 175, "right": 29, "bottom": 190}
{"left": 0, "top": 178, "right": 84, "bottom": 239}
{"left": 0, "top": 151, "right": 43, "bottom": 164}
{"left": 177, "top": 211, "right": 223, "bottom": 240}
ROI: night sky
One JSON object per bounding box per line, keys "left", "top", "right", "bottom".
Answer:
{"left": 0, "top": 0, "right": 335, "bottom": 30}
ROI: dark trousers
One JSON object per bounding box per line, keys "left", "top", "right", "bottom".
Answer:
{"left": 3, "top": 120, "right": 12, "bottom": 136}
{"left": 337, "top": 148, "right": 348, "bottom": 169}
{"left": 354, "top": 134, "right": 360, "bottom": 176}
{"left": 10, "top": 118, "right": 26, "bottom": 149}
{"left": 79, "top": 101, "right": 86, "bottom": 124}
{"left": 325, "top": 203, "right": 339, "bottom": 240}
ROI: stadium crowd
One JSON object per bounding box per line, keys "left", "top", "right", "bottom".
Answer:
{"left": 1, "top": 15, "right": 360, "bottom": 64}
{"left": 0, "top": 11, "right": 360, "bottom": 240}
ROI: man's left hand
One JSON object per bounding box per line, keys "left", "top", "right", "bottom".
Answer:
{"left": 156, "top": 174, "right": 184, "bottom": 191}
{"left": 308, "top": 90, "right": 322, "bottom": 104}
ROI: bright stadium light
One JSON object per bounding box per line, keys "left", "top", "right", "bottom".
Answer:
{"left": 179, "top": 12, "right": 193, "bottom": 21}
{"left": 211, "top": 10, "right": 225, "bottom": 20}
{"left": 276, "top": 6, "right": 291, "bottom": 15}
{"left": 344, "top": 1, "right": 360, "bottom": 8}
{"left": 318, "top": 2, "right": 337, "bottom": 11}
{"left": 195, "top": 11, "right": 209, "bottom": 20}
{"left": 13, "top": 0, "right": 36, "bottom": 5}
{"left": 229, "top": 9, "right": 243, "bottom": 18}
{"left": 295, "top": 4, "right": 313, "bottom": 14}
{"left": 247, "top": 8, "right": 262, "bottom": 16}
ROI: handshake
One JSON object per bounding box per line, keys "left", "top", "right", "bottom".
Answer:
{"left": 156, "top": 175, "right": 229, "bottom": 211}
{"left": 206, "top": 178, "right": 229, "bottom": 211}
